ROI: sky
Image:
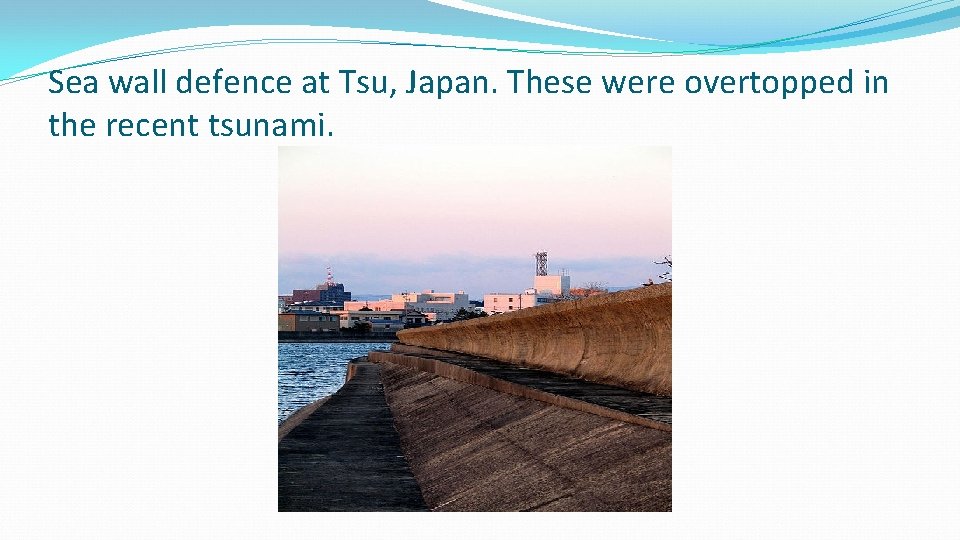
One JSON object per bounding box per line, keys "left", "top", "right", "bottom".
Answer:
{"left": 279, "top": 144, "right": 670, "bottom": 298}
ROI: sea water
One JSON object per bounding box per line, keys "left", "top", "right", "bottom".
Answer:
{"left": 278, "top": 342, "right": 392, "bottom": 424}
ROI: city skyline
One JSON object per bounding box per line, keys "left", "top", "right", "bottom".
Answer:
{"left": 278, "top": 253, "right": 668, "bottom": 299}
{"left": 279, "top": 144, "right": 671, "bottom": 297}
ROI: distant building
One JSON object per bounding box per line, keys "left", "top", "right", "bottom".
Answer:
{"left": 343, "top": 290, "right": 470, "bottom": 321}
{"left": 283, "top": 300, "right": 337, "bottom": 313}
{"left": 332, "top": 309, "right": 434, "bottom": 329}
{"left": 402, "top": 311, "right": 431, "bottom": 327}
{"left": 483, "top": 290, "right": 555, "bottom": 314}
{"left": 534, "top": 274, "right": 570, "bottom": 296}
{"left": 278, "top": 311, "right": 340, "bottom": 332}
{"left": 291, "top": 282, "right": 351, "bottom": 305}
{"left": 333, "top": 309, "right": 404, "bottom": 329}
{"left": 366, "top": 318, "right": 404, "bottom": 334}
{"left": 482, "top": 256, "right": 571, "bottom": 314}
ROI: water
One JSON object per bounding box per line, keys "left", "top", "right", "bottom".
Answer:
{"left": 278, "top": 342, "right": 392, "bottom": 425}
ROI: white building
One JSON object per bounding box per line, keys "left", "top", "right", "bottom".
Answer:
{"left": 332, "top": 309, "right": 435, "bottom": 329}
{"left": 343, "top": 289, "right": 471, "bottom": 321}
{"left": 282, "top": 301, "right": 334, "bottom": 313}
{"left": 483, "top": 289, "right": 556, "bottom": 314}
{"left": 534, "top": 274, "right": 571, "bottom": 296}
{"left": 482, "top": 263, "right": 571, "bottom": 314}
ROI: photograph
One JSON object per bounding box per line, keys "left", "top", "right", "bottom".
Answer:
{"left": 276, "top": 144, "right": 673, "bottom": 511}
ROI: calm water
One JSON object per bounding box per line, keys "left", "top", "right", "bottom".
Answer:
{"left": 278, "top": 342, "right": 392, "bottom": 424}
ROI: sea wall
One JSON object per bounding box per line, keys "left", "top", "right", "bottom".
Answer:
{"left": 396, "top": 283, "right": 671, "bottom": 396}
{"left": 378, "top": 362, "right": 672, "bottom": 511}
{"left": 369, "top": 350, "right": 670, "bottom": 431}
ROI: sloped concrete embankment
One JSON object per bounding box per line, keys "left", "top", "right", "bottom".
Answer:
{"left": 378, "top": 362, "right": 672, "bottom": 511}
{"left": 369, "top": 349, "right": 670, "bottom": 431}
{"left": 396, "top": 284, "right": 672, "bottom": 396}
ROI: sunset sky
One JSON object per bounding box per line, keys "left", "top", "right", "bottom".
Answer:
{"left": 279, "top": 144, "right": 670, "bottom": 297}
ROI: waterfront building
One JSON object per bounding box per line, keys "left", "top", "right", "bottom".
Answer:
{"left": 366, "top": 318, "right": 404, "bottom": 334}
{"left": 332, "top": 308, "right": 435, "bottom": 329}
{"left": 334, "top": 309, "right": 403, "bottom": 329}
{"left": 278, "top": 310, "right": 340, "bottom": 332}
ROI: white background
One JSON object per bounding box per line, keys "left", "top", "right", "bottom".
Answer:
{"left": 1, "top": 25, "right": 958, "bottom": 539}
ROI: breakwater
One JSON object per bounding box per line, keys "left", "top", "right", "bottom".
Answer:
{"left": 277, "top": 342, "right": 392, "bottom": 424}
{"left": 396, "top": 284, "right": 672, "bottom": 396}
{"left": 278, "top": 362, "right": 428, "bottom": 512}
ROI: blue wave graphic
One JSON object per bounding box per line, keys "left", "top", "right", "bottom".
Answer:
{"left": 1, "top": 0, "right": 959, "bottom": 81}
{"left": 458, "top": 0, "right": 959, "bottom": 44}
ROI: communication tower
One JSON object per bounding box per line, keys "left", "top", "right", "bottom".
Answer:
{"left": 535, "top": 252, "right": 548, "bottom": 276}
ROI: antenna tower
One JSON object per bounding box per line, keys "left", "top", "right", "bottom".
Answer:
{"left": 535, "top": 252, "right": 548, "bottom": 276}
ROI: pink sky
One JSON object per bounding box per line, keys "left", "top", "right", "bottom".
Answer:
{"left": 279, "top": 144, "right": 671, "bottom": 261}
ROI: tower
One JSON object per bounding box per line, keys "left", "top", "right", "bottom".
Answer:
{"left": 325, "top": 266, "right": 335, "bottom": 287}
{"left": 535, "top": 252, "right": 548, "bottom": 277}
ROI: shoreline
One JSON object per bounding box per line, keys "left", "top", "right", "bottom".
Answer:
{"left": 279, "top": 338, "right": 397, "bottom": 343}
{"left": 278, "top": 355, "right": 380, "bottom": 440}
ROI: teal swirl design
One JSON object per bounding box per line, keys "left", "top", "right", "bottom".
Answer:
{"left": 1, "top": 0, "right": 958, "bottom": 82}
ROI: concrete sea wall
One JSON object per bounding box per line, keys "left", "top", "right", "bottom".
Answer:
{"left": 379, "top": 362, "right": 671, "bottom": 511}
{"left": 369, "top": 350, "right": 670, "bottom": 431}
{"left": 397, "top": 284, "right": 672, "bottom": 396}
{"left": 280, "top": 285, "right": 672, "bottom": 510}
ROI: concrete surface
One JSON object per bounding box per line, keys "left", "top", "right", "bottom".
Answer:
{"left": 396, "top": 284, "right": 672, "bottom": 396}
{"left": 373, "top": 347, "right": 671, "bottom": 427}
{"left": 277, "top": 362, "right": 428, "bottom": 512}
{"left": 379, "top": 362, "right": 672, "bottom": 512}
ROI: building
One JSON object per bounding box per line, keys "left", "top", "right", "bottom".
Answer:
{"left": 483, "top": 289, "right": 556, "bottom": 314}
{"left": 482, "top": 253, "right": 572, "bottom": 314}
{"left": 534, "top": 274, "right": 571, "bottom": 296}
{"left": 334, "top": 309, "right": 404, "bottom": 329}
{"left": 531, "top": 252, "right": 571, "bottom": 297}
{"left": 283, "top": 300, "right": 335, "bottom": 313}
{"left": 343, "top": 290, "right": 470, "bottom": 321}
{"left": 483, "top": 251, "right": 570, "bottom": 315}
{"left": 401, "top": 311, "right": 432, "bottom": 326}
{"left": 291, "top": 281, "right": 351, "bottom": 306}
{"left": 333, "top": 309, "right": 434, "bottom": 329}
{"left": 278, "top": 311, "right": 340, "bottom": 332}
{"left": 366, "top": 318, "right": 404, "bottom": 334}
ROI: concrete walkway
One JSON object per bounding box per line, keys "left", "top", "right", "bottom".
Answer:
{"left": 278, "top": 362, "right": 428, "bottom": 512}
{"left": 391, "top": 345, "right": 672, "bottom": 424}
